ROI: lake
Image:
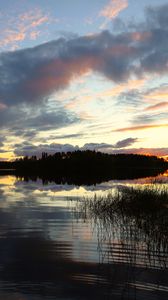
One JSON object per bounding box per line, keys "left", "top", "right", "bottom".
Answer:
{"left": 0, "top": 171, "right": 167, "bottom": 300}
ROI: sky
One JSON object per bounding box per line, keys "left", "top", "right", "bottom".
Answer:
{"left": 0, "top": 0, "right": 168, "bottom": 160}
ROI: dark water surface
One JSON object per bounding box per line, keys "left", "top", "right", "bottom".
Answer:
{"left": 0, "top": 172, "right": 167, "bottom": 300}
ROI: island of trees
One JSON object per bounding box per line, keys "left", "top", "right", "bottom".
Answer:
{"left": 0, "top": 151, "right": 167, "bottom": 185}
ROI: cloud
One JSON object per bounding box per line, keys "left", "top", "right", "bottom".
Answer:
{"left": 1, "top": 4, "right": 168, "bottom": 108}
{"left": 99, "top": 0, "right": 128, "bottom": 29}
{"left": 0, "top": 103, "right": 79, "bottom": 133}
{"left": 29, "top": 31, "right": 40, "bottom": 40}
{"left": 81, "top": 143, "right": 113, "bottom": 151}
{"left": 145, "top": 102, "right": 168, "bottom": 111}
{"left": 97, "top": 78, "right": 145, "bottom": 99}
{"left": 0, "top": 9, "right": 49, "bottom": 50}
{"left": 81, "top": 138, "right": 138, "bottom": 151}
{"left": 14, "top": 138, "right": 138, "bottom": 157}
{"left": 144, "top": 86, "right": 168, "bottom": 101}
{"left": 12, "top": 129, "right": 37, "bottom": 139}
{"left": 0, "top": 103, "right": 7, "bottom": 111}
{"left": 0, "top": 137, "right": 6, "bottom": 148}
{"left": 114, "top": 138, "right": 138, "bottom": 148}
{"left": 13, "top": 141, "right": 168, "bottom": 158}
{"left": 132, "top": 112, "right": 168, "bottom": 125}
{"left": 14, "top": 142, "right": 79, "bottom": 157}
{"left": 100, "top": 0, "right": 128, "bottom": 19}
{"left": 25, "top": 110, "right": 79, "bottom": 130}
{"left": 47, "top": 133, "right": 84, "bottom": 140}
{"left": 114, "top": 123, "right": 168, "bottom": 132}
{"left": 1, "top": 3, "right": 168, "bottom": 153}
{"left": 145, "top": 4, "right": 168, "bottom": 29}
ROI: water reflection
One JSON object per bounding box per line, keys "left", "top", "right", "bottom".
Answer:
{"left": 0, "top": 175, "right": 167, "bottom": 299}
{"left": 78, "top": 186, "right": 168, "bottom": 299}
{"left": 15, "top": 167, "right": 168, "bottom": 186}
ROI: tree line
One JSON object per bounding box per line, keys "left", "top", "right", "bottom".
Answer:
{"left": 0, "top": 151, "right": 167, "bottom": 184}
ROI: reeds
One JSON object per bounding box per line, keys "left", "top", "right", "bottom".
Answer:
{"left": 82, "top": 185, "right": 168, "bottom": 218}
{"left": 79, "top": 185, "right": 168, "bottom": 269}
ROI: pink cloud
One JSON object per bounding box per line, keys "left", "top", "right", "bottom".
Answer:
{"left": 30, "top": 31, "right": 40, "bottom": 40}
{"left": 131, "top": 31, "right": 152, "bottom": 42}
{"left": 107, "top": 44, "right": 135, "bottom": 56}
{"left": 0, "top": 103, "right": 7, "bottom": 111}
{"left": 31, "top": 16, "right": 49, "bottom": 27}
{"left": 100, "top": 0, "right": 128, "bottom": 19}
{"left": 0, "top": 31, "right": 25, "bottom": 47}
{"left": 145, "top": 101, "right": 168, "bottom": 111}
{"left": 0, "top": 9, "right": 49, "bottom": 50}
{"left": 23, "top": 56, "right": 99, "bottom": 99}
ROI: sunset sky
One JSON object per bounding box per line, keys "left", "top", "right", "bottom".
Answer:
{"left": 0, "top": 0, "right": 168, "bottom": 160}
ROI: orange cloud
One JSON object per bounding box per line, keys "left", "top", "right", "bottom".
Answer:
{"left": 0, "top": 31, "right": 25, "bottom": 47}
{"left": 114, "top": 123, "right": 168, "bottom": 132}
{"left": 100, "top": 0, "right": 128, "bottom": 19}
{"left": 145, "top": 101, "right": 168, "bottom": 111}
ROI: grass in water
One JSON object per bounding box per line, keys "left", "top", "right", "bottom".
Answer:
{"left": 82, "top": 185, "right": 168, "bottom": 218}
{"left": 79, "top": 185, "right": 168, "bottom": 268}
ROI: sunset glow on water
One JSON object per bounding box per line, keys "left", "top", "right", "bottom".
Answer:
{"left": 0, "top": 173, "right": 167, "bottom": 299}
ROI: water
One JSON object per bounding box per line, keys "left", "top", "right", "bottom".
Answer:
{"left": 0, "top": 172, "right": 167, "bottom": 300}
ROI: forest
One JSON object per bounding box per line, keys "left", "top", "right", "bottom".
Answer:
{"left": 0, "top": 151, "right": 167, "bottom": 184}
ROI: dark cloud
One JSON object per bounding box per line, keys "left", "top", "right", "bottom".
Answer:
{"left": 81, "top": 143, "right": 113, "bottom": 151}
{"left": 13, "top": 130, "right": 37, "bottom": 139}
{"left": 14, "top": 138, "right": 138, "bottom": 157}
{"left": 82, "top": 138, "right": 138, "bottom": 151}
{"left": 14, "top": 142, "right": 79, "bottom": 157}
{"left": 114, "top": 138, "right": 138, "bottom": 148}
{"left": 146, "top": 4, "right": 168, "bottom": 29}
{"left": 26, "top": 110, "right": 78, "bottom": 130}
{"left": 0, "top": 137, "right": 7, "bottom": 152}
{"left": 14, "top": 142, "right": 168, "bottom": 158}
{"left": 0, "top": 4, "right": 168, "bottom": 108}
{"left": 0, "top": 136, "right": 6, "bottom": 147}
{"left": 0, "top": 104, "right": 79, "bottom": 133}
{"left": 0, "top": 149, "right": 8, "bottom": 153}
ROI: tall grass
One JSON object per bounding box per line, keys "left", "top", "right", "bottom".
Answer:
{"left": 82, "top": 185, "right": 168, "bottom": 218}
{"left": 79, "top": 185, "right": 168, "bottom": 268}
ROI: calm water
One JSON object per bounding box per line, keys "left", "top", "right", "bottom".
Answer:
{"left": 0, "top": 172, "right": 168, "bottom": 300}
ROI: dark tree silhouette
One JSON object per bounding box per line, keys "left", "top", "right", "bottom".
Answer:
{"left": 0, "top": 151, "right": 167, "bottom": 185}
